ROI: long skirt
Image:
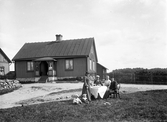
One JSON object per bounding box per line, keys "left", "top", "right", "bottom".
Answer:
{"left": 81, "top": 84, "right": 91, "bottom": 101}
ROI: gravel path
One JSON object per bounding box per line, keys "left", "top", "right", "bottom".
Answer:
{"left": 0, "top": 83, "right": 83, "bottom": 109}
{"left": 0, "top": 83, "right": 167, "bottom": 109}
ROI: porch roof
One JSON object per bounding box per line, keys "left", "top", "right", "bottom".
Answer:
{"left": 35, "top": 57, "right": 56, "bottom": 61}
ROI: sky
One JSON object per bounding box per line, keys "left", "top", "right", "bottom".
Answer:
{"left": 0, "top": 0, "right": 167, "bottom": 72}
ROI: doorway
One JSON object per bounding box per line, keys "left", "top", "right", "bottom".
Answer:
{"left": 40, "top": 61, "right": 48, "bottom": 76}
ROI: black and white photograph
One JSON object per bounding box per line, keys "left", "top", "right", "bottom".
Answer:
{"left": 0, "top": 0, "right": 167, "bottom": 121}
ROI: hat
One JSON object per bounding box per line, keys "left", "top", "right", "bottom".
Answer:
{"left": 96, "top": 75, "right": 100, "bottom": 78}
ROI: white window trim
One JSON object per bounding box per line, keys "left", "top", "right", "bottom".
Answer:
{"left": 90, "top": 59, "right": 92, "bottom": 70}
{"left": 65, "top": 59, "right": 74, "bottom": 70}
{"left": 27, "top": 61, "right": 34, "bottom": 71}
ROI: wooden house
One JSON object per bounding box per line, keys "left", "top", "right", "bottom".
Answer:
{"left": 0, "top": 48, "right": 12, "bottom": 76}
{"left": 97, "top": 63, "right": 108, "bottom": 80}
{"left": 12, "top": 35, "right": 105, "bottom": 82}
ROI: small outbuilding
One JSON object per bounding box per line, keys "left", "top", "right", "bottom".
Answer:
{"left": 97, "top": 63, "right": 108, "bottom": 80}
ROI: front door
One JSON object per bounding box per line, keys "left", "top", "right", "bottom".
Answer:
{"left": 40, "top": 61, "right": 48, "bottom": 76}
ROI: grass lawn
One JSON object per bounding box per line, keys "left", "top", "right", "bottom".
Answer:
{"left": 0, "top": 90, "right": 167, "bottom": 122}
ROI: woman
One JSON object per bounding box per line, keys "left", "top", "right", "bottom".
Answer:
{"left": 94, "top": 75, "right": 103, "bottom": 86}
{"left": 104, "top": 75, "right": 111, "bottom": 89}
{"left": 81, "top": 72, "right": 91, "bottom": 101}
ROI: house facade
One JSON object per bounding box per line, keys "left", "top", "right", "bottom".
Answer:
{"left": 0, "top": 48, "right": 11, "bottom": 76}
{"left": 12, "top": 35, "right": 101, "bottom": 82}
{"left": 97, "top": 63, "right": 108, "bottom": 80}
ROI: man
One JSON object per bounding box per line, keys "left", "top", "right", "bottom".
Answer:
{"left": 110, "top": 78, "right": 118, "bottom": 91}
{"left": 103, "top": 78, "right": 118, "bottom": 99}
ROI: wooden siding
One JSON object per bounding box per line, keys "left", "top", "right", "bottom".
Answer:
{"left": 56, "top": 58, "right": 87, "bottom": 77}
{"left": 0, "top": 53, "right": 8, "bottom": 63}
{"left": 0, "top": 53, "right": 10, "bottom": 75}
{"left": 0, "top": 48, "right": 11, "bottom": 63}
{"left": 87, "top": 45, "right": 97, "bottom": 74}
{"left": 0, "top": 62, "right": 10, "bottom": 75}
{"left": 97, "top": 63, "right": 107, "bottom": 80}
{"left": 15, "top": 61, "right": 34, "bottom": 78}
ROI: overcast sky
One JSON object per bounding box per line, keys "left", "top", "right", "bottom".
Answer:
{"left": 0, "top": 0, "right": 167, "bottom": 72}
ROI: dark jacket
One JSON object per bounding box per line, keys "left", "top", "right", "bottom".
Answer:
{"left": 109, "top": 80, "right": 118, "bottom": 91}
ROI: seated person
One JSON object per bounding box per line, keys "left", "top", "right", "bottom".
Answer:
{"left": 94, "top": 75, "right": 103, "bottom": 86}
{"left": 103, "top": 78, "right": 118, "bottom": 99}
{"left": 104, "top": 75, "right": 111, "bottom": 89}
{"left": 109, "top": 78, "right": 118, "bottom": 91}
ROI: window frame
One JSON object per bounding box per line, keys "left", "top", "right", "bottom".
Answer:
{"left": 89, "top": 59, "right": 92, "bottom": 70}
{"left": 0, "top": 66, "right": 5, "bottom": 75}
{"left": 92, "top": 61, "right": 95, "bottom": 71}
{"left": 27, "top": 61, "right": 34, "bottom": 72}
{"left": 65, "top": 59, "right": 74, "bottom": 71}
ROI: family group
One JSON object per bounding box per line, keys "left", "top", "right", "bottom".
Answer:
{"left": 80, "top": 72, "right": 119, "bottom": 103}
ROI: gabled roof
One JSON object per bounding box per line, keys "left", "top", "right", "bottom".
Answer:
{"left": 13, "top": 38, "right": 98, "bottom": 61}
{"left": 0, "top": 48, "right": 12, "bottom": 63}
{"left": 97, "top": 62, "right": 108, "bottom": 70}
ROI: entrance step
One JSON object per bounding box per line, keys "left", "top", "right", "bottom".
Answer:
{"left": 38, "top": 76, "right": 48, "bottom": 83}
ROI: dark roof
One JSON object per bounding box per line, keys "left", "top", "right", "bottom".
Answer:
{"left": 0, "top": 48, "right": 12, "bottom": 63}
{"left": 97, "top": 63, "right": 108, "bottom": 70}
{"left": 13, "top": 38, "right": 97, "bottom": 61}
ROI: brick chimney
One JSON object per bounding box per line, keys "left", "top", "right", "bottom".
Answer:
{"left": 55, "top": 34, "right": 63, "bottom": 41}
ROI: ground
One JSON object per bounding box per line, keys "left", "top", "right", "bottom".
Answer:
{"left": 0, "top": 82, "right": 167, "bottom": 109}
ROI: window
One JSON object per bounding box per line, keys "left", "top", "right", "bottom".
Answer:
{"left": 89, "top": 59, "right": 92, "bottom": 70}
{"left": 90, "top": 59, "right": 96, "bottom": 71}
{"left": 0, "top": 67, "right": 4, "bottom": 75}
{"left": 65, "top": 59, "right": 73, "bottom": 70}
{"left": 27, "top": 61, "right": 34, "bottom": 71}
{"left": 93, "top": 61, "right": 95, "bottom": 71}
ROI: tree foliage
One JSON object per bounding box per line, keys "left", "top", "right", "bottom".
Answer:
{"left": 108, "top": 68, "right": 167, "bottom": 84}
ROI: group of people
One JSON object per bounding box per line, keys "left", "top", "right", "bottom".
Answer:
{"left": 81, "top": 72, "right": 118, "bottom": 102}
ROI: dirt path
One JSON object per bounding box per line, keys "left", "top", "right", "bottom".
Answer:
{"left": 0, "top": 83, "right": 167, "bottom": 109}
{"left": 0, "top": 83, "right": 83, "bottom": 109}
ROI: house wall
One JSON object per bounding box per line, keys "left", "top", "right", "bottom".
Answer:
{"left": 15, "top": 61, "right": 34, "bottom": 78}
{"left": 87, "top": 45, "right": 97, "bottom": 74}
{"left": 15, "top": 57, "right": 87, "bottom": 79}
{"left": 0, "top": 53, "right": 10, "bottom": 75}
{"left": 97, "top": 64, "right": 107, "bottom": 80}
{"left": 57, "top": 57, "right": 87, "bottom": 77}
